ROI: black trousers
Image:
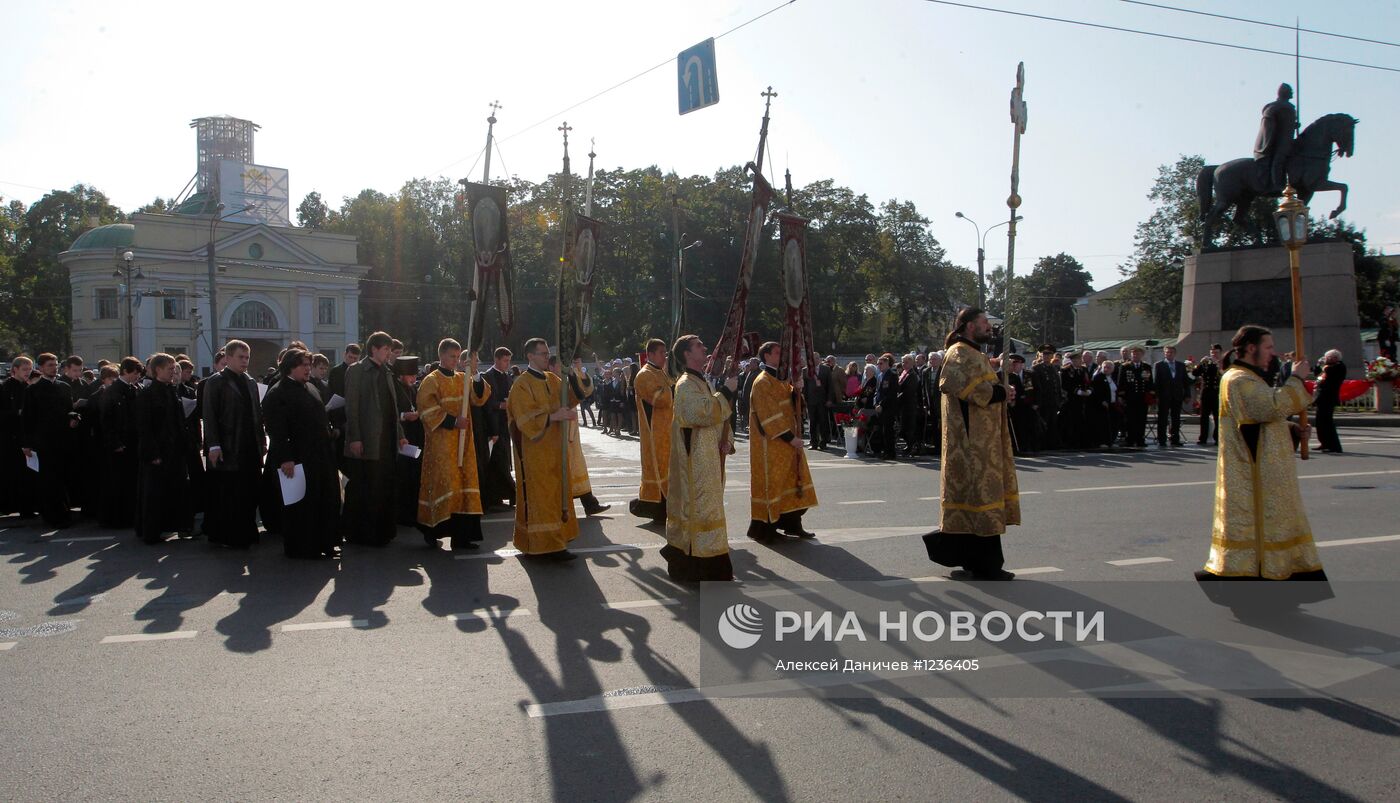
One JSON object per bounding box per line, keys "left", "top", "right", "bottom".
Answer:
{"left": 1156, "top": 401, "right": 1182, "bottom": 444}
{"left": 1316, "top": 403, "right": 1342, "bottom": 451}
{"left": 207, "top": 469, "right": 259, "bottom": 547}
{"left": 1198, "top": 395, "right": 1219, "bottom": 443}
{"left": 878, "top": 410, "right": 896, "bottom": 457}
{"left": 343, "top": 456, "right": 397, "bottom": 545}
{"left": 136, "top": 459, "right": 191, "bottom": 542}
{"left": 809, "top": 403, "right": 829, "bottom": 446}
{"left": 36, "top": 447, "right": 72, "bottom": 528}
{"left": 483, "top": 436, "right": 515, "bottom": 506}
{"left": 100, "top": 448, "right": 137, "bottom": 528}
{"left": 1124, "top": 399, "right": 1148, "bottom": 446}
{"left": 1037, "top": 405, "right": 1060, "bottom": 449}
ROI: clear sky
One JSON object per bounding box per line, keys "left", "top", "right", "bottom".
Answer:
{"left": 2, "top": 0, "right": 1397, "bottom": 291}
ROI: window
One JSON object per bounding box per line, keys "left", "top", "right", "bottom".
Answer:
{"left": 162, "top": 289, "right": 186, "bottom": 320}
{"left": 229, "top": 300, "right": 278, "bottom": 330}
{"left": 318, "top": 297, "right": 337, "bottom": 325}
{"left": 164, "top": 345, "right": 188, "bottom": 358}
{"left": 95, "top": 287, "right": 118, "bottom": 320}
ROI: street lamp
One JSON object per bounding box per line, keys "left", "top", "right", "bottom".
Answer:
{"left": 956, "top": 212, "right": 1023, "bottom": 309}
{"left": 1275, "top": 182, "right": 1311, "bottom": 459}
{"left": 112, "top": 249, "right": 144, "bottom": 357}
{"left": 206, "top": 202, "right": 255, "bottom": 362}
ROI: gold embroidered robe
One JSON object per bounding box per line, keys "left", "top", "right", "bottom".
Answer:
{"left": 634, "top": 363, "right": 674, "bottom": 503}
{"left": 563, "top": 369, "right": 594, "bottom": 497}
{"left": 938, "top": 340, "right": 1020, "bottom": 535}
{"left": 507, "top": 369, "right": 581, "bottom": 554}
{"left": 1202, "top": 366, "right": 1322, "bottom": 579}
{"left": 748, "top": 367, "right": 818, "bottom": 522}
{"left": 416, "top": 369, "right": 490, "bottom": 526}
{"left": 665, "top": 370, "right": 732, "bottom": 557}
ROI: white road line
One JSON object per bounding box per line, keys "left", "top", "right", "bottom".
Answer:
{"left": 601, "top": 598, "right": 681, "bottom": 610}
{"left": 1106, "top": 557, "right": 1175, "bottom": 567}
{"left": 1010, "top": 566, "right": 1063, "bottom": 576}
{"left": 873, "top": 575, "right": 949, "bottom": 587}
{"left": 1055, "top": 469, "right": 1400, "bottom": 494}
{"left": 456, "top": 543, "right": 656, "bottom": 561}
{"left": 1315, "top": 533, "right": 1400, "bottom": 548}
{"left": 53, "top": 594, "right": 105, "bottom": 606}
{"left": 50, "top": 536, "right": 118, "bottom": 543}
{"left": 448, "top": 608, "right": 532, "bottom": 622}
{"left": 280, "top": 619, "right": 370, "bottom": 632}
{"left": 0, "top": 642, "right": 15, "bottom": 651}
{"left": 101, "top": 631, "right": 198, "bottom": 644}
{"left": 918, "top": 496, "right": 940, "bottom": 501}
{"left": 838, "top": 500, "right": 885, "bottom": 506}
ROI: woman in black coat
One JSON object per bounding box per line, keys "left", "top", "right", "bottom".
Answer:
{"left": 1087, "top": 360, "right": 1119, "bottom": 449}
{"left": 263, "top": 349, "right": 342, "bottom": 559}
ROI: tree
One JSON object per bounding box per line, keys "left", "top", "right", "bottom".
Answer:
{"left": 1115, "top": 155, "right": 1274, "bottom": 332}
{"left": 297, "top": 191, "right": 331, "bottom": 229}
{"left": 1006, "top": 253, "right": 1094, "bottom": 347}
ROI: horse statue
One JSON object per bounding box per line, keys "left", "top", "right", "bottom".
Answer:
{"left": 1198, "top": 112, "right": 1357, "bottom": 246}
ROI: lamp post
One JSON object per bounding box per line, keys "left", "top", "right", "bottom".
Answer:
{"left": 113, "top": 250, "right": 143, "bottom": 357}
{"left": 206, "top": 202, "right": 254, "bottom": 362}
{"left": 956, "top": 212, "right": 1023, "bottom": 310}
{"left": 1274, "top": 182, "right": 1311, "bottom": 460}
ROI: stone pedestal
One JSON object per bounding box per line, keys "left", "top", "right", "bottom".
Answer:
{"left": 1377, "top": 382, "right": 1395, "bottom": 414}
{"left": 1177, "top": 242, "right": 1363, "bottom": 364}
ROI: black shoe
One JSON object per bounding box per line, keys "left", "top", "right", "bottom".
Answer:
{"left": 746, "top": 521, "right": 780, "bottom": 543}
{"left": 782, "top": 527, "right": 817, "bottom": 539}
{"left": 450, "top": 540, "right": 480, "bottom": 552}
{"left": 950, "top": 568, "right": 1016, "bottom": 581}
{"left": 544, "top": 549, "right": 578, "bottom": 562}
{"left": 584, "top": 503, "right": 611, "bottom": 516}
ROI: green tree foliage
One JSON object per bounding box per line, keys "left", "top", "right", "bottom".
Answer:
{"left": 1005, "top": 253, "right": 1094, "bottom": 347}
{"left": 1313, "top": 220, "right": 1400, "bottom": 328}
{"left": 296, "top": 191, "right": 330, "bottom": 229}
{"left": 1, "top": 185, "right": 124, "bottom": 355}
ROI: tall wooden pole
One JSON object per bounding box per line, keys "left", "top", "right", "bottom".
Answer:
{"left": 459, "top": 101, "right": 500, "bottom": 467}
{"left": 1279, "top": 184, "right": 1310, "bottom": 460}
{"left": 1003, "top": 62, "right": 1028, "bottom": 360}
{"left": 558, "top": 121, "right": 574, "bottom": 518}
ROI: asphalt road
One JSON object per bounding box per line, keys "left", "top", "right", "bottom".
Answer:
{"left": 3, "top": 425, "right": 1399, "bottom": 801}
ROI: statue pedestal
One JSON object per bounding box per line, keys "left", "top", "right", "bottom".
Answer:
{"left": 1176, "top": 242, "right": 1363, "bottom": 364}
{"left": 1377, "top": 383, "right": 1395, "bottom": 414}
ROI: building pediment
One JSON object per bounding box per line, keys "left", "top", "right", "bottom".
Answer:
{"left": 190, "top": 224, "right": 328, "bottom": 268}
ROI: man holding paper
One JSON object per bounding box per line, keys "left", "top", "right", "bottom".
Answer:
{"left": 203, "top": 341, "right": 264, "bottom": 549}
{"left": 134, "top": 354, "right": 192, "bottom": 543}
{"left": 416, "top": 338, "right": 491, "bottom": 551}
{"left": 263, "top": 348, "right": 341, "bottom": 559}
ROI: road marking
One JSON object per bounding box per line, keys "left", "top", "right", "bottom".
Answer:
{"left": 1010, "top": 566, "right": 1063, "bottom": 576}
{"left": 281, "top": 619, "right": 370, "bottom": 632}
{"left": 1315, "top": 533, "right": 1400, "bottom": 548}
{"left": 873, "top": 575, "right": 949, "bottom": 587}
{"left": 1106, "top": 557, "right": 1175, "bottom": 567}
{"left": 49, "top": 536, "right": 118, "bottom": 543}
{"left": 53, "top": 594, "right": 105, "bottom": 606}
{"left": 448, "top": 607, "right": 532, "bottom": 622}
{"left": 838, "top": 500, "right": 885, "bottom": 506}
{"left": 601, "top": 598, "right": 681, "bottom": 610}
{"left": 0, "top": 642, "right": 15, "bottom": 651}
{"left": 456, "top": 543, "right": 655, "bottom": 561}
{"left": 919, "top": 496, "right": 940, "bottom": 501}
{"left": 101, "top": 631, "right": 197, "bottom": 644}
{"left": 1055, "top": 469, "right": 1400, "bottom": 494}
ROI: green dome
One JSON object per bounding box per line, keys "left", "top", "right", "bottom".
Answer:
{"left": 68, "top": 223, "right": 134, "bottom": 251}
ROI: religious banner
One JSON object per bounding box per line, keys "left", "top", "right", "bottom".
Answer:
{"left": 572, "top": 212, "right": 603, "bottom": 356}
{"left": 776, "top": 211, "right": 816, "bottom": 381}
{"left": 708, "top": 168, "right": 775, "bottom": 376}
{"left": 463, "top": 181, "right": 516, "bottom": 350}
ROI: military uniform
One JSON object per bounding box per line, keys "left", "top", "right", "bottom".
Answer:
{"left": 1192, "top": 359, "right": 1222, "bottom": 444}
{"left": 1118, "top": 360, "right": 1153, "bottom": 448}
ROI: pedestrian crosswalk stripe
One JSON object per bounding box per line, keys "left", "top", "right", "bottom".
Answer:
{"left": 281, "top": 619, "right": 370, "bottom": 632}
{"left": 448, "top": 608, "right": 532, "bottom": 622}
{"left": 101, "top": 631, "right": 197, "bottom": 644}
{"left": 1106, "top": 557, "right": 1175, "bottom": 566}
{"left": 1010, "top": 566, "right": 1062, "bottom": 575}
{"left": 1315, "top": 533, "right": 1400, "bottom": 548}
{"left": 0, "top": 642, "right": 15, "bottom": 651}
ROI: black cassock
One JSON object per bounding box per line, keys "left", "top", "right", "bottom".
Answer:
{"left": 98, "top": 380, "right": 139, "bottom": 528}
{"left": 263, "top": 378, "right": 341, "bottom": 558}
{"left": 178, "top": 381, "right": 205, "bottom": 516}
{"left": 394, "top": 380, "right": 423, "bottom": 528}
{"left": 22, "top": 376, "right": 77, "bottom": 528}
{"left": 135, "top": 381, "right": 192, "bottom": 542}
{"left": 202, "top": 368, "right": 264, "bottom": 548}
{"left": 0, "top": 376, "right": 38, "bottom": 518}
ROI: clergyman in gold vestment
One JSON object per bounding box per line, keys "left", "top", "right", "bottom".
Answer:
{"left": 746, "top": 341, "right": 819, "bottom": 541}
{"left": 629, "top": 339, "right": 674, "bottom": 524}
{"left": 1195, "top": 325, "right": 1330, "bottom": 604}
{"left": 508, "top": 339, "right": 583, "bottom": 561}
{"left": 416, "top": 339, "right": 490, "bottom": 551}
{"left": 662, "top": 335, "right": 739, "bottom": 582}
{"left": 923, "top": 309, "right": 1021, "bottom": 580}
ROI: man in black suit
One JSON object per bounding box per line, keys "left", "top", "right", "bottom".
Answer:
{"left": 479, "top": 346, "right": 516, "bottom": 509}
{"left": 1314, "top": 349, "right": 1346, "bottom": 453}
{"left": 896, "top": 353, "right": 923, "bottom": 457}
{"left": 873, "top": 353, "right": 898, "bottom": 459}
{"left": 1153, "top": 346, "right": 1192, "bottom": 447}
{"left": 203, "top": 340, "right": 265, "bottom": 549}
{"left": 1029, "top": 345, "right": 1063, "bottom": 449}
{"left": 1191, "top": 344, "right": 1224, "bottom": 445}
{"left": 924, "top": 351, "right": 943, "bottom": 453}
{"left": 1005, "top": 354, "right": 1037, "bottom": 454}
{"left": 135, "top": 354, "right": 192, "bottom": 543}
{"left": 21, "top": 353, "right": 80, "bottom": 528}
{"left": 0, "top": 356, "right": 38, "bottom": 519}
{"left": 806, "top": 357, "right": 831, "bottom": 450}
{"left": 1118, "top": 346, "right": 1153, "bottom": 448}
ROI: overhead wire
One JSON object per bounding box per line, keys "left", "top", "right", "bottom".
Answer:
{"left": 1118, "top": 1, "right": 1400, "bottom": 49}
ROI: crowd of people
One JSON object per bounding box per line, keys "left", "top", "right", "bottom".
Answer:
{"left": 0, "top": 315, "right": 1353, "bottom": 588}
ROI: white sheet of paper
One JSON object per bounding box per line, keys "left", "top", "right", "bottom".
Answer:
{"left": 325, "top": 393, "right": 346, "bottom": 412}
{"left": 25, "top": 452, "right": 39, "bottom": 472}
{"left": 180, "top": 397, "right": 197, "bottom": 418}
{"left": 398, "top": 443, "right": 421, "bottom": 459}
{"left": 278, "top": 463, "right": 306, "bottom": 506}
{"left": 256, "top": 383, "right": 268, "bottom": 401}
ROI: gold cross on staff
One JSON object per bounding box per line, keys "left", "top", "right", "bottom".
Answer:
{"left": 761, "top": 85, "right": 778, "bottom": 111}
{"left": 488, "top": 100, "right": 502, "bottom": 121}
{"left": 558, "top": 121, "right": 573, "bottom": 149}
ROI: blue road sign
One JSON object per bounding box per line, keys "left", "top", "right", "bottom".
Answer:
{"left": 677, "top": 38, "right": 719, "bottom": 115}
